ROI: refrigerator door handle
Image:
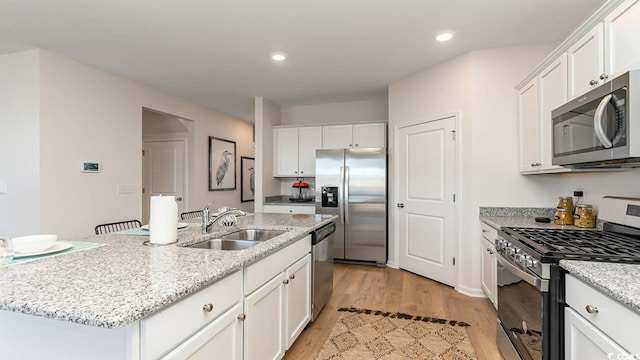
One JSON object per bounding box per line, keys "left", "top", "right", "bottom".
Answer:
{"left": 339, "top": 166, "right": 345, "bottom": 224}
{"left": 344, "top": 166, "right": 350, "bottom": 225}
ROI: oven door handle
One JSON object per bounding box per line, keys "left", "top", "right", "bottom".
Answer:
{"left": 496, "top": 252, "right": 549, "bottom": 292}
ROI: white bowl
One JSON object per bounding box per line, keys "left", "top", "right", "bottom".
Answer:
{"left": 12, "top": 234, "right": 57, "bottom": 254}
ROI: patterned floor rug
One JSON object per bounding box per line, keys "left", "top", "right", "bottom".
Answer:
{"left": 315, "top": 307, "right": 477, "bottom": 360}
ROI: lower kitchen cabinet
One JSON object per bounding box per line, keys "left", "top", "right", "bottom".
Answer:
{"left": 161, "top": 303, "right": 243, "bottom": 360}
{"left": 244, "top": 239, "right": 312, "bottom": 360}
{"left": 480, "top": 222, "right": 498, "bottom": 309}
{"left": 565, "top": 274, "right": 640, "bottom": 359}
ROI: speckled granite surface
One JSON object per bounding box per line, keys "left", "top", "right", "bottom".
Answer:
{"left": 0, "top": 213, "right": 336, "bottom": 328}
{"left": 479, "top": 206, "right": 556, "bottom": 218}
{"left": 560, "top": 260, "right": 640, "bottom": 314}
{"left": 480, "top": 207, "right": 601, "bottom": 230}
{"left": 264, "top": 195, "right": 315, "bottom": 206}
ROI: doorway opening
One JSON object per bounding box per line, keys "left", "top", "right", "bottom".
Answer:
{"left": 142, "top": 108, "right": 193, "bottom": 224}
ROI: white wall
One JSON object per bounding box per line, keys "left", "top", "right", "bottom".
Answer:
{"left": 0, "top": 50, "right": 40, "bottom": 237}
{"left": 389, "top": 43, "right": 558, "bottom": 295}
{"left": 4, "top": 49, "right": 253, "bottom": 239}
{"left": 281, "top": 99, "right": 388, "bottom": 125}
{"left": 254, "top": 97, "right": 282, "bottom": 210}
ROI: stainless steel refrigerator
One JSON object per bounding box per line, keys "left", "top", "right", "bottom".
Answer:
{"left": 315, "top": 148, "right": 387, "bottom": 266}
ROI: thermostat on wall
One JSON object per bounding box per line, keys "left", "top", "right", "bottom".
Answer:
{"left": 81, "top": 162, "right": 101, "bottom": 173}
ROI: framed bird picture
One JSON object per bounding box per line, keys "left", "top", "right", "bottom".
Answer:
{"left": 208, "top": 136, "right": 236, "bottom": 191}
{"left": 240, "top": 156, "right": 255, "bottom": 202}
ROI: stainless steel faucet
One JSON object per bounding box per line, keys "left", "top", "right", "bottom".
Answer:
{"left": 202, "top": 204, "right": 246, "bottom": 234}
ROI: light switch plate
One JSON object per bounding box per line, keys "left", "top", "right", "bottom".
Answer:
{"left": 117, "top": 184, "right": 135, "bottom": 194}
{"left": 0, "top": 183, "right": 7, "bottom": 194}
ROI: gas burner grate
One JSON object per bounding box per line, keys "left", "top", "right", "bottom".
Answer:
{"left": 502, "top": 227, "right": 640, "bottom": 262}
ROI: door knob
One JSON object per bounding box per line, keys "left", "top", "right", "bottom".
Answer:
{"left": 397, "top": 203, "right": 405, "bottom": 208}
{"left": 176, "top": 196, "right": 183, "bottom": 201}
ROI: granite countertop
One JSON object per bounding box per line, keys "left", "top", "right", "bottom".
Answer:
{"left": 479, "top": 206, "right": 601, "bottom": 231}
{"left": 264, "top": 195, "right": 315, "bottom": 206}
{"left": 0, "top": 213, "right": 336, "bottom": 329}
{"left": 560, "top": 260, "right": 640, "bottom": 314}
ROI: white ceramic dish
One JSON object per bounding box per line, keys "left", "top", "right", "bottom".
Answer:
{"left": 12, "top": 234, "right": 57, "bottom": 254}
{"left": 13, "top": 241, "right": 72, "bottom": 258}
{"left": 141, "top": 222, "right": 189, "bottom": 230}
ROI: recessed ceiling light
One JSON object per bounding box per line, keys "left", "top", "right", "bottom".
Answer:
{"left": 271, "top": 52, "right": 287, "bottom": 61}
{"left": 435, "top": 32, "right": 454, "bottom": 42}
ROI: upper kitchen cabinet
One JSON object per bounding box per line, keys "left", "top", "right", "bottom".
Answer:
{"left": 273, "top": 126, "right": 322, "bottom": 177}
{"left": 568, "top": 23, "right": 605, "bottom": 100}
{"left": 604, "top": 0, "right": 640, "bottom": 78}
{"left": 322, "top": 122, "right": 386, "bottom": 149}
{"left": 519, "top": 55, "right": 571, "bottom": 174}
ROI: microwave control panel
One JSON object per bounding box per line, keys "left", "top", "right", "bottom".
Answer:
{"left": 321, "top": 186, "right": 338, "bottom": 208}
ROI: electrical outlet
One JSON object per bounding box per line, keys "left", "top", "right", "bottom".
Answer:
{"left": 117, "top": 184, "right": 135, "bottom": 194}
{"left": 573, "top": 190, "right": 584, "bottom": 197}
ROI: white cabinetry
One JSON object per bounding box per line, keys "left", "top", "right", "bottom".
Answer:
{"left": 141, "top": 271, "right": 243, "bottom": 360}
{"left": 568, "top": 24, "right": 605, "bottom": 100}
{"left": 605, "top": 0, "right": 640, "bottom": 77}
{"left": 480, "top": 223, "right": 497, "bottom": 309}
{"left": 565, "top": 274, "right": 640, "bottom": 359}
{"left": 273, "top": 126, "right": 322, "bottom": 177}
{"left": 244, "top": 237, "right": 312, "bottom": 360}
{"left": 322, "top": 123, "right": 386, "bottom": 149}
{"left": 518, "top": 78, "right": 539, "bottom": 172}
{"left": 263, "top": 204, "right": 315, "bottom": 215}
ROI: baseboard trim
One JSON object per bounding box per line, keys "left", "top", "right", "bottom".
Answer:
{"left": 457, "top": 285, "right": 486, "bottom": 298}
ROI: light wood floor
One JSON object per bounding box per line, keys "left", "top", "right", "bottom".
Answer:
{"left": 284, "top": 263, "right": 504, "bottom": 360}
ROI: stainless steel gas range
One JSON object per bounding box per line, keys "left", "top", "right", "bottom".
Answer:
{"left": 494, "top": 197, "right": 640, "bottom": 360}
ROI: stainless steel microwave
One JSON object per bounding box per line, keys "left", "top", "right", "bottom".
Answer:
{"left": 552, "top": 70, "right": 640, "bottom": 168}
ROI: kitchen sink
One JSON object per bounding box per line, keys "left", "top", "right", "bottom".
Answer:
{"left": 186, "top": 239, "right": 260, "bottom": 251}
{"left": 220, "top": 229, "right": 287, "bottom": 242}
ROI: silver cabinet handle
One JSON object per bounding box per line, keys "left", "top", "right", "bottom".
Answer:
{"left": 176, "top": 196, "right": 183, "bottom": 201}
{"left": 289, "top": 274, "right": 295, "bottom": 280}
{"left": 594, "top": 94, "right": 613, "bottom": 148}
{"left": 397, "top": 203, "right": 405, "bottom": 208}
{"left": 355, "top": 144, "right": 359, "bottom": 147}
{"left": 586, "top": 305, "right": 599, "bottom": 314}
{"left": 590, "top": 79, "right": 598, "bottom": 86}
{"left": 203, "top": 303, "right": 214, "bottom": 312}
{"left": 238, "top": 314, "right": 246, "bottom": 321}
{"left": 283, "top": 279, "right": 290, "bottom": 285}
{"left": 300, "top": 171, "right": 304, "bottom": 174}
{"left": 600, "top": 74, "right": 608, "bottom": 80}
{"left": 486, "top": 248, "right": 494, "bottom": 254}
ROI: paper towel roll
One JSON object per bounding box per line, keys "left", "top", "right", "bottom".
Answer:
{"left": 149, "top": 195, "right": 178, "bottom": 244}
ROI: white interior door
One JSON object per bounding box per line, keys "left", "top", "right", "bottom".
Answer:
{"left": 398, "top": 117, "right": 456, "bottom": 287}
{"left": 142, "top": 140, "right": 186, "bottom": 224}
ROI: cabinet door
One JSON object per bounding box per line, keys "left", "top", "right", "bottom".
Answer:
{"left": 518, "top": 78, "right": 540, "bottom": 172}
{"left": 568, "top": 23, "right": 604, "bottom": 99}
{"left": 244, "top": 273, "right": 285, "bottom": 360}
{"left": 353, "top": 123, "right": 386, "bottom": 148}
{"left": 539, "top": 55, "right": 567, "bottom": 171}
{"left": 322, "top": 125, "right": 353, "bottom": 149}
{"left": 298, "top": 126, "right": 322, "bottom": 176}
{"left": 161, "top": 303, "right": 243, "bottom": 360}
{"left": 604, "top": 0, "right": 640, "bottom": 77}
{"left": 284, "top": 254, "right": 312, "bottom": 349}
{"left": 565, "top": 308, "right": 630, "bottom": 360}
{"left": 274, "top": 127, "right": 300, "bottom": 177}
{"left": 480, "top": 238, "right": 496, "bottom": 308}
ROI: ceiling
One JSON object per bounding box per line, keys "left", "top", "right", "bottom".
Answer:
{"left": 0, "top": 0, "right": 607, "bottom": 122}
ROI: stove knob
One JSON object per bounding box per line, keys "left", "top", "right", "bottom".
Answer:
{"left": 514, "top": 253, "right": 523, "bottom": 263}
{"left": 529, "top": 259, "right": 538, "bottom": 268}
{"left": 506, "top": 247, "right": 515, "bottom": 256}
{"left": 514, "top": 248, "right": 523, "bottom": 255}
{"left": 520, "top": 255, "right": 531, "bottom": 267}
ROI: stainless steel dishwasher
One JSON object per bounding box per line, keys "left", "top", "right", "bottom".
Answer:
{"left": 311, "top": 221, "right": 335, "bottom": 321}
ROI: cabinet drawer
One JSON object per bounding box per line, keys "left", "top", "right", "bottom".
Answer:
{"left": 480, "top": 222, "right": 497, "bottom": 243}
{"left": 244, "top": 235, "right": 311, "bottom": 295}
{"left": 263, "top": 205, "right": 315, "bottom": 214}
{"left": 141, "top": 271, "right": 243, "bottom": 360}
{"left": 565, "top": 274, "right": 640, "bottom": 354}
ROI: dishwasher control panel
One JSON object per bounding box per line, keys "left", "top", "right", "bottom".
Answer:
{"left": 321, "top": 186, "right": 338, "bottom": 208}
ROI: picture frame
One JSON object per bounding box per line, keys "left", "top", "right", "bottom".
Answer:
{"left": 81, "top": 162, "right": 100, "bottom": 173}
{"left": 240, "top": 156, "right": 255, "bottom": 202}
{"left": 209, "top": 137, "right": 236, "bottom": 191}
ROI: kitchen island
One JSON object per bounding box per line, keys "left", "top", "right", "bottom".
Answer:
{"left": 0, "top": 212, "right": 336, "bottom": 359}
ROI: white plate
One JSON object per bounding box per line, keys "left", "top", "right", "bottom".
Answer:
{"left": 141, "top": 222, "right": 189, "bottom": 230}
{"left": 14, "top": 241, "right": 73, "bottom": 258}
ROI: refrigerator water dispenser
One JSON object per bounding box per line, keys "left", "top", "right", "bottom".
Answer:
{"left": 321, "top": 186, "right": 338, "bottom": 207}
